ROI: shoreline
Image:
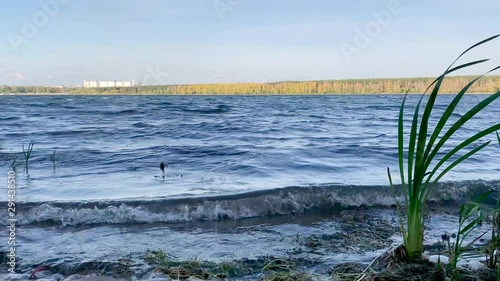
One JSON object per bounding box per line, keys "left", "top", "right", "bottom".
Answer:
{"left": 2, "top": 75, "right": 499, "bottom": 96}
{"left": 0, "top": 92, "right": 495, "bottom": 96}
{"left": 0, "top": 209, "right": 495, "bottom": 281}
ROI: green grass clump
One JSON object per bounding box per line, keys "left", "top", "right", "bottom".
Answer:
{"left": 485, "top": 197, "right": 500, "bottom": 269}
{"left": 145, "top": 249, "right": 245, "bottom": 280}
{"left": 214, "top": 261, "right": 240, "bottom": 278}
{"left": 449, "top": 197, "right": 488, "bottom": 280}
{"left": 388, "top": 34, "right": 500, "bottom": 259}
{"left": 22, "top": 141, "right": 34, "bottom": 174}
{"left": 260, "top": 271, "right": 316, "bottom": 281}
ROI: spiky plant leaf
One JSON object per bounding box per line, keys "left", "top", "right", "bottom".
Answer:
{"left": 390, "top": 34, "right": 500, "bottom": 258}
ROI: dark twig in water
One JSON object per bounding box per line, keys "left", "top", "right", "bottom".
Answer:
{"left": 160, "top": 161, "right": 167, "bottom": 180}
{"left": 11, "top": 156, "right": 18, "bottom": 171}
{"left": 30, "top": 265, "right": 50, "bottom": 280}
{"left": 354, "top": 242, "right": 395, "bottom": 281}
{"left": 50, "top": 150, "right": 57, "bottom": 171}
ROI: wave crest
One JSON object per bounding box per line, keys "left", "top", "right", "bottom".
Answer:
{"left": 2, "top": 180, "right": 497, "bottom": 227}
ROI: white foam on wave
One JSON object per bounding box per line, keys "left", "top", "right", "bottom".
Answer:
{"left": 18, "top": 203, "right": 189, "bottom": 226}
{"left": 4, "top": 180, "right": 495, "bottom": 227}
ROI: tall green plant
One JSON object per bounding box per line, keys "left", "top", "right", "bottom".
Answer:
{"left": 388, "top": 34, "right": 500, "bottom": 259}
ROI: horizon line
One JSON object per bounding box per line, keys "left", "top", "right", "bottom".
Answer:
{"left": 3, "top": 74, "right": 500, "bottom": 88}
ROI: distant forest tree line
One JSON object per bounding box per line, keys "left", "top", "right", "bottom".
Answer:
{"left": 2, "top": 76, "right": 500, "bottom": 95}
{"left": 0, "top": 85, "right": 67, "bottom": 94}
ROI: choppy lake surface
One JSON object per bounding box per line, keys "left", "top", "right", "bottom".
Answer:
{"left": 0, "top": 94, "right": 499, "bottom": 280}
{"left": 1, "top": 94, "right": 499, "bottom": 201}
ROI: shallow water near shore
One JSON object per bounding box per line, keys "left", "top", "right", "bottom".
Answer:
{"left": 0, "top": 94, "right": 499, "bottom": 279}
{"left": 0, "top": 208, "right": 493, "bottom": 280}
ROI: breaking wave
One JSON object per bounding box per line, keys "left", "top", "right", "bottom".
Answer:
{"left": 2, "top": 180, "right": 497, "bottom": 227}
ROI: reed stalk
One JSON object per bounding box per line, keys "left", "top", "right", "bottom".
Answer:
{"left": 23, "top": 141, "right": 34, "bottom": 174}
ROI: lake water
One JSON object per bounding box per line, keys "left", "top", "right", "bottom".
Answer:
{"left": 1, "top": 95, "right": 499, "bottom": 202}
{"left": 0, "top": 94, "right": 499, "bottom": 280}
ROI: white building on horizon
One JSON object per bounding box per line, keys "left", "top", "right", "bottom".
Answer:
{"left": 83, "top": 79, "right": 136, "bottom": 88}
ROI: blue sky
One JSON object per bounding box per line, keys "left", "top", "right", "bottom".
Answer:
{"left": 1, "top": 0, "right": 500, "bottom": 86}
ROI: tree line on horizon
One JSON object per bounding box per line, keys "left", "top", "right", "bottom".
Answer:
{"left": 2, "top": 76, "right": 500, "bottom": 95}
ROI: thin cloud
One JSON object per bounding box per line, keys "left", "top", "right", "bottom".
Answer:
{"left": 0, "top": 69, "right": 27, "bottom": 82}
{"left": 15, "top": 72, "right": 26, "bottom": 80}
